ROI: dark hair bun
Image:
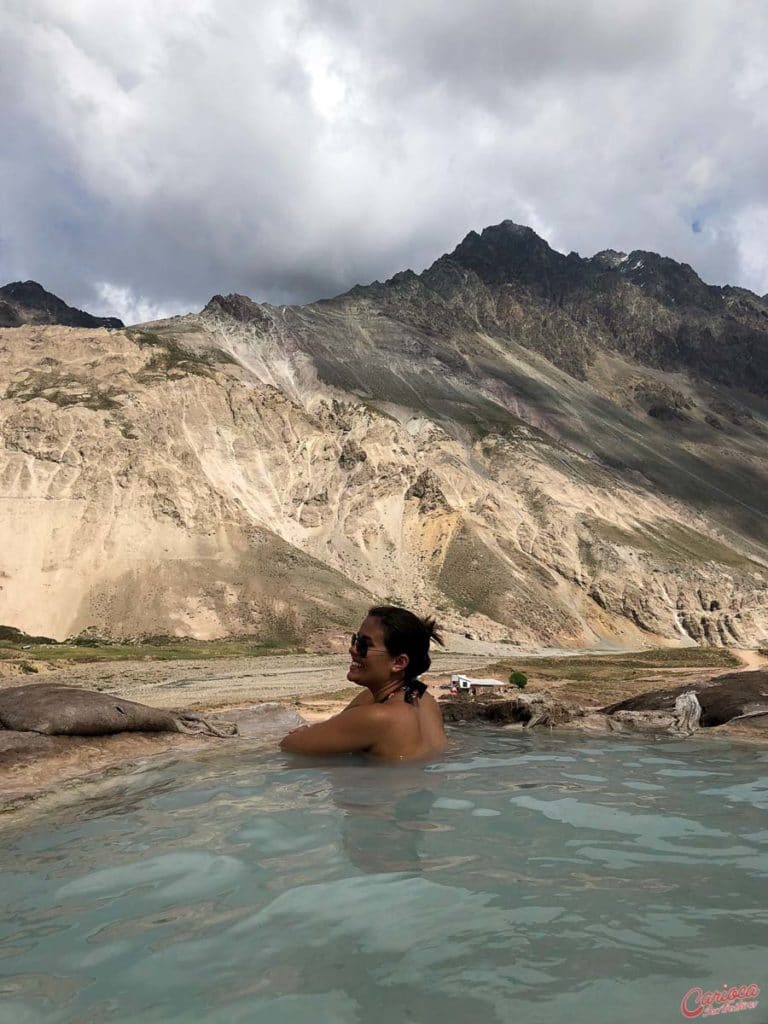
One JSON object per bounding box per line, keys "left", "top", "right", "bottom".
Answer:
{"left": 368, "top": 605, "right": 444, "bottom": 680}
{"left": 421, "top": 615, "right": 445, "bottom": 648}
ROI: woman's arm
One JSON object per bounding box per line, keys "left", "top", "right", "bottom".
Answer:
{"left": 279, "top": 704, "right": 385, "bottom": 755}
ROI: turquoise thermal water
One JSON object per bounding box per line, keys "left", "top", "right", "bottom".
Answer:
{"left": 0, "top": 727, "right": 766, "bottom": 1024}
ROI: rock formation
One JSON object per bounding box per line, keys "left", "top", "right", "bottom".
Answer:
{"left": 1, "top": 221, "right": 768, "bottom": 645}
{"left": 601, "top": 669, "right": 768, "bottom": 727}
{"left": 0, "top": 696, "right": 300, "bottom": 811}
{"left": 0, "top": 684, "right": 237, "bottom": 736}
{"left": 440, "top": 670, "right": 768, "bottom": 737}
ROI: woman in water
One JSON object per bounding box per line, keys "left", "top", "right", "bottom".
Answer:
{"left": 279, "top": 606, "right": 448, "bottom": 760}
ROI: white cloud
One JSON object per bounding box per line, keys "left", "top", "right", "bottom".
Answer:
{"left": 0, "top": 0, "right": 767, "bottom": 316}
{"left": 734, "top": 205, "right": 768, "bottom": 297}
{"left": 93, "top": 283, "right": 186, "bottom": 326}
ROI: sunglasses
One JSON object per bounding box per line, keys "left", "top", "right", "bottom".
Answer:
{"left": 350, "top": 633, "right": 389, "bottom": 657}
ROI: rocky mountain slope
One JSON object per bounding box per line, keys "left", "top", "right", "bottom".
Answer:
{"left": 1, "top": 222, "right": 767, "bottom": 646}
{"left": 0, "top": 281, "right": 123, "bottom": 330}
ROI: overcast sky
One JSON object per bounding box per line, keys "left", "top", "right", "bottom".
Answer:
{"left": 2, "top": 0, "right": 767, "bottom": 324}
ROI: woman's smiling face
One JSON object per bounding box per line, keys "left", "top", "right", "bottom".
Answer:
{"left": 347, "top": 615, "right": 404, "bottom": 689}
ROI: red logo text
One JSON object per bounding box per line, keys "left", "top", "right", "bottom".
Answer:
{"left": 681, "top": 983, "right": 760, "bottom": 1018}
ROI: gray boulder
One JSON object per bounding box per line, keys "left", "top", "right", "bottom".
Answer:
{"left": 0, "top": 684, "right": 237, "bottom": 737}
{"left": 600, "top": 670, "right": 768, "bottom": 728}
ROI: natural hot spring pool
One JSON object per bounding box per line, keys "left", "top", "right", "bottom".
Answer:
{"left": 0, "top": 727, "right": 766, "bottom": 1024}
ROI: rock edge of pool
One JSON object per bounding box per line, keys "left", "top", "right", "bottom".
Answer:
{"left": 2, "top": 649, "right": 768, "bottom": 819}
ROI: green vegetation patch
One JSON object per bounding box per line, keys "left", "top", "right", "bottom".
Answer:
{"left": 585, "top": 517, "right": 760, "bottom": 569}
{"left": 0, "top": 638, "right": 300, "bottom": 665}
{"left": 6, "top": 371, "right": 123, "bottom": 411}
{"left": 494, "top": 647, "right": 739, "bottom": 678}
{"left": 129, "top": 330, "right": 236, "bottom": 380}
{"left": 438, "top": 524, "right": 513, "bottom": 620}
{"left": 485, "top": 646, "right": 741, "bottom": 705}
{"left": 130, "top": 330, "right": 164, "bottom": 347}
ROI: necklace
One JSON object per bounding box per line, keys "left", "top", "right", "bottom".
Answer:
{"left": 374, "top": 680, "right": 405, "bottom": 704}
{"left": 374, "top": 679, "right": 427, "bottom": 705}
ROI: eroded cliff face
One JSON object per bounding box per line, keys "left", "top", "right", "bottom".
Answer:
{"left": 2, "top": 224, "right": 768, "bottom": 646}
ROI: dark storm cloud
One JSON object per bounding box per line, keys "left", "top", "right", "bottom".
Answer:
{"left": 306, "top": 0, "right": 688, "bottom": 94}
{"left": 1, "top": 0, "right": 767, "bottom": 324}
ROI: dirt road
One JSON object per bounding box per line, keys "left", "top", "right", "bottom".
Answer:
{"left": 0, "top": 649, "right": 514, "bottom": 710}
{"left": 731, "top": 649, "right": 768, "bottom": 672}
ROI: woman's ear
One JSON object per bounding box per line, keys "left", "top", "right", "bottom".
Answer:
{"left": 393, "top": 652, "right": 410, "bottom": 673}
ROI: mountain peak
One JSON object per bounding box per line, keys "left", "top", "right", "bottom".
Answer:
{"left": 0, "top": 281, "right": 124, "bottom": 329}
{"left": 201, "top": 292, "right": 273, "bottom": 327}
{"left": 612, "top": 250, "right": 720, "bottom": 309}
{"left": 591, "top": 249, "right": 629, "bottom": 269}
{"left": 437, "top": 219, "right": 578, "bottom": 296}
{"left": 453, "top": 220, "right": 557, "bottom": 260}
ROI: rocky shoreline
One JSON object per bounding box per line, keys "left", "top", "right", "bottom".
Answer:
{"left": 0, "top": 701, "right": 304, "bottom": 817}
{"left": 1, "top": 650, "right": 766, "bottom": 820}
{"left": 441, "top": 670, "right": 768, "bottom": 741}
{"left": 0, "top": 647, "right": 505, "bottom": 816}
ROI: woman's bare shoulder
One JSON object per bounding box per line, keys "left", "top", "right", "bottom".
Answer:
{"left": 340, "top": 688, "right": 375, "bottom": 712}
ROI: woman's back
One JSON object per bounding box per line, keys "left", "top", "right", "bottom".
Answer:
{"left": 357, "top": 689, "right": 448, "bottom": 761}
